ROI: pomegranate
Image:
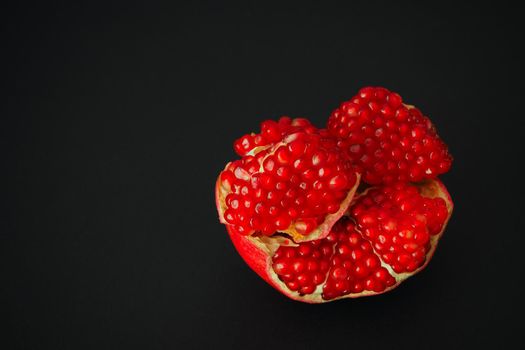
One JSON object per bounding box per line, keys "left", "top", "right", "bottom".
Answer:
{"left": 215, "top": 87, "right": 453, "bottom": 303}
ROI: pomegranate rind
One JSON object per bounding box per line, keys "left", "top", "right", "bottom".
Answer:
{"left": 226, "top": 226, "right": 325, "bottom": 303}
{"left": 215, "top": 162, "right": 234, "bottom": 225}
{"left": 215, "top": 164, "right": 361, "bottom": 242}
{"left": 219, "top": 179, "right": 453, "bottom": 303}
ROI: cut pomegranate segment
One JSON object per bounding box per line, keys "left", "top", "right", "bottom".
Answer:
{"left": 216, "top": 117, "right": 360, "bottom": 242}
{"left": 351, "top": 182, "right": 449, "bottom": 274}
{"left": 327, "top": 87, "right": 452, "bottom": 185}
{"left": 223, "top": 179, "right": 452, "bottom": 303}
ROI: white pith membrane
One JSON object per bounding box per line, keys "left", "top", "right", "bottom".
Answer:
{"left": 218, "top": 178, "right": 453, "bottom": 303}
{"left": 217, "top": 133, "right": 361, "bottom": 243}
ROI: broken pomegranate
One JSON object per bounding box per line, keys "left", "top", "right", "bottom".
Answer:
{"left": 216, "top": 87, "right": 453, "bottom": 303}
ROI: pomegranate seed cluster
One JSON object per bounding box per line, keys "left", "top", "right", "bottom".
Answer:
{"left": 351, "top": 183, "right": 449, "bottom": 273}
{"left": 272, "top": 218, "right": 396, "bottom": 300}
{"left": 327, "top": 86, "right": 452, "bottom": 185}
{"left": 272, "top": 239, "right": 333, "bottom": 295}
{"left": 221, "top": 117, "right": 357, "bottom": 237}
{"left": 323, "top": 219, "right": 396, "bottom": 299}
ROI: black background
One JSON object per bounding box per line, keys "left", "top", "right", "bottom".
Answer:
{"left": 3, "top": 1, "right": 524, "bottom": 349}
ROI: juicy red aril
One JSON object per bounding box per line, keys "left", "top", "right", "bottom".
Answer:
{"left": 272, "top": 217, "right": 396, "bottom": 300}
{"left": 327, "top": 86, "right": 452, "bottom": 185}
{"left": 351, "top": 182, "right": 448, "bottom": 273}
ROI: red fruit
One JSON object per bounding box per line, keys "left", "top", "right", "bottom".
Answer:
{"left": 327, "top": 86, "right": 453, "bottom": 185}
{"left": 217, "top": 116, "right": 360, "bottom": 242}
{"left": 216, "top": 91, "right": 454, "bottom": 302}
{"left": 220, "top": 179, "right": 453, "bottom": 303}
